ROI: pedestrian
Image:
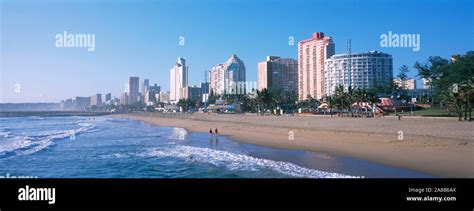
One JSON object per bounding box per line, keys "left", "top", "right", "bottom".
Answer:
{"left": 215, "top": 128, "right": 218, "bottom": 135}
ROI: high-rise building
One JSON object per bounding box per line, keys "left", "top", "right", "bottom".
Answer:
{"left": 129, "top": 77, "right": 140, "bottom": 104}
{"left": 200, "top": 82, "right": 210, "bottom": 94}
{"left": 120, "top": 92, "right": 129, "bottom": 105}
{"left": 324, "top": 51, "right": 393, "bottom": 96}
{"left": 258, "top": 56, "right": 298, "bottom": 93}
{"left": 298, "top": 32, "right": 335, "bottom": 100}
{"left": 144, "top": 90, "right": 157, "bottom": 105}
{"left": 170, "top": 57, "right": 188, "bottom": 103}
{"left": 182, "top": 86, "right": 202, "bottom": 103}
{"left": 208, "top": 64, "right": 225, "bottom": 95}
{"left": 105, "top": 93, "right": 112, "bottom": 102}
{"left": 141, "top": 79, "right": 149, "bottom": 96}
{"left": 149, "top": 83, "right": 161, "bottom": 93}
{"left": 224, "top": 54, "right": 246, "bottom": 94}
{"left": 75, "top": 96, "right": 91, "bottom": 110}
{"left": 208, "top": 54, "right": 246, "bottom": 95}
{"left": 90, "top": 93, "right": 102, "bottom": 106}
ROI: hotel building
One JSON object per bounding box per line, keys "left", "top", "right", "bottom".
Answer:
{"left": 258, "top": 56, "right": 298, "bottom": 93}
{"left": 298, "top": 32, "right": 335, "bottom": 100}
{"left": 324, "top": 51, "right": 393, "bottom": 96}
{"left": 170, "top": 57, "right": 188, "bottom": 103}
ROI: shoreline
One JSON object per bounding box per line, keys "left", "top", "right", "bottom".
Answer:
{"left": 111, "top": 113, "right": 473, "bottom": 178}
{"left": 0, "top": 111, "right": 108, "bottom": 117}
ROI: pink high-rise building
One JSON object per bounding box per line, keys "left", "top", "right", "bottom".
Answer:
{"left": 298, "top": 32, "right": 335, "bottom": 100}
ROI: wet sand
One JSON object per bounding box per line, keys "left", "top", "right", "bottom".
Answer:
{"left": 112, "top": 113, "right": 474, "bottom": 178}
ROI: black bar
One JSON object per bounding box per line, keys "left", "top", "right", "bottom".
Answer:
{"left": 0, "top": 179, "right": 471, "bottom": 209}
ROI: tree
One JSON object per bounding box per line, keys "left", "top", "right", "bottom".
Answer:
{"left": 298, "top": 94, "right": 320, "bottom": 112}
{"left": 414, "top": 56, "right": 450, "bottom": 106}
{"left": 334, "top": 84, "right": 346, "bottom": 116}
{"left": 445, "top": 52, "right": 474, "bottom": 121}
{"left": 414, "top": 53, "right": 474, "bottom": 121}
{"left": 256, "top": 88, "right": 272, "bottom": 115}
{"left": 397, "top": 65, "right": 410, "bottom": 85}
{"left": 280, "top": 90, "right": 298, "bottom": 113}
{"left": 207, "top": 89, "right": 219, "bottom": 104}
{"left": 177, "top": 99, "right": 195, "bottom": 112}
{"left": 395, "top": 65, "right": 410, "bottom": 100}
{"left": 90, "top": 105, "right": 98, "bottom": 112}
{"left": 323, "top": 95, "right": 336, "bottom": 116}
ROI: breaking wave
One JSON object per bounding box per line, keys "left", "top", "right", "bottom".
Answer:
{"left": 0, "top": 122, "right": 96, "bottom": 159}
{"left": 140, "top": 145, "right": 353, "bottom": 178}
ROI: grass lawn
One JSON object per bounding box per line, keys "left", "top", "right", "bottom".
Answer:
{"left": 411, "top": 107, "right": 458, "bottom": 117}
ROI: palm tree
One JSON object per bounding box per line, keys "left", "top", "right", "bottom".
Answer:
{"left": 324, "top": 95, "right": 335, "bottom": 117}
{"left": 334, "top": 84, "right": 346, "bottom": 116}
{"left": 256, "top": 88, "right": 272, "bottom": 115}
{"left": 352, "top": 88, "right": 363, "bottom": 117}
{"left": 346, "top": 85, "right": 356, "bottom": 117}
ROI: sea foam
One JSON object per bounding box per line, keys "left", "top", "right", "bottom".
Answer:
{"left": 0, "top": 121, "right": 96, "bottom": 158}
{"left": 140, "top": 145, "right": 354, "bottom": 178}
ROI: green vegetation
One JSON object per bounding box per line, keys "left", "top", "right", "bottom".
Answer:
{"left": 411, "top": 107, "right": 457, "bottom": 117}
{"left": 414, "top": 51, "right": 474, "bottom": 121}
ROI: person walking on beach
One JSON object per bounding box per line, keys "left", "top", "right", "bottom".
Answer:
{"left": 215, "top": 128, "right": 218, "bottom": 135}
{"left": 209, "top": 128, "right": 213, "bottom": 135}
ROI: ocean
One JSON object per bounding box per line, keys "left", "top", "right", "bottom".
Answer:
{"left": 0, "top": 116, "right": 433, "bottom": 178}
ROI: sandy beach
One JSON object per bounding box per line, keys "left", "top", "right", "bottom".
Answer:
{"left": 112, "top": 113, "right": 473, "bottom": 178}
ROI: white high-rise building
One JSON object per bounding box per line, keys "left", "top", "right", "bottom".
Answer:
{"left": 209, "top": 64, "right": 225, "bottom": 95}
{"left": 324, "top": 51, "right": 393, "bottom": 96}
{"left": 169, "top": 57, "right": 188, "bottom": 103}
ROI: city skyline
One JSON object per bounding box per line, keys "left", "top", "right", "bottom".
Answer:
{"left": 1, "top": 0, "right": 473, "bottom": 103}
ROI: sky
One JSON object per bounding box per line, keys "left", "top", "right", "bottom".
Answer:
{"left": 1, "top": 0, "right": 473, "bottom": 103}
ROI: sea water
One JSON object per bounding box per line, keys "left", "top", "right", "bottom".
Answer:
{"left": 0, "top": 116, "right": 432, "bottom": 178}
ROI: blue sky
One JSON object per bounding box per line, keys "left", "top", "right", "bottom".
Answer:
{"left": 1, "top": 0, "right": 473, "bottom": 103}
